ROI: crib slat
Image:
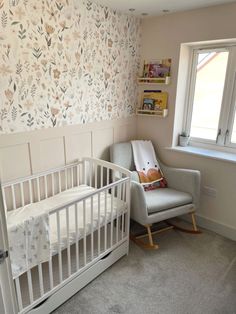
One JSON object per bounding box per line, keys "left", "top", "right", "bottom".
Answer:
{"left": 98, "top": 192, "right": 101, "bottom": 255}
{"left": 66, "top": 207, "right": 71, "bottom": 277}
{"left": 27, "top": 270, "right": 34, "bottom": 304}
{"left": 95, "top": 165, "right": 98, "bottom": 188}
{"left": 65, "top": 169, "right": 68, "bottom": 190}
{"left": 38, "top": 263, "right": 44, "bottom": 296}
{"left": 56, "top": 211, "right": 63, "bottom": 283}
{"left": 37, "top": 177, "right": 41, "bottom": 201}
{"left": 11, "top": 185, "right": 16, "bottom": 209}
{"left": 2, "top": 189, "right": 7, "bottom": 212}
{"left": 104, "top": 190, "right": 107, "bottom": 250}
{"left": 20, "top": 182, "right": 25, "bottom": 207}
{"left": 15, "top": 278, "right": 23, "bottom": 311}
{"left": 125, "top": 181, "right": 129, "bottom": 237}
{"left": 77, "top": 164, "right": 80, "bottom": 186}
{"left": 124, "top": 180, "right": 127, "bottom": 202}
{"left": 29, "top": 180, "right": 33, "bottom": 203}
{"left": 51, "top": 173, "right": 55, "bottom": 196}
{"left": 121, "top": 183, "right": 125, "bottom": 240}
{"left": 59, "top": 171, "right": 62, "bottom": 193}
{"left": 110, "top": 186, "right": 114, "bottom": 247}
{"left": 75, "top": 203, "right": 79, "bottom": 270}
{"left": 106, "top": 168, "right": 109, "bottom": 186}
{"left": 49, "top": 258, "right": 54, "bottom": 290}
{"left": 89, "top": 161, "right": 92, "bottom": 187}
{"left": 116, "top": 184, "right": 121, "bottom": 243}
{"left": 100, "top": 166, "right": 103, "bottom": 188}
{"left": 83, "top": 200, "right": 87, "bottom": 266}
{"left": 71, "top": 167, "right": 74, "bottom": 188}
{"left": 44, "top": 175, "right": 48, "bottom": 198}
{"left": 91, "top": 196, "right": 94, "bottom": 261}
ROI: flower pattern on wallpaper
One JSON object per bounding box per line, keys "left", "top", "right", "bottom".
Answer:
{"left": 0, "top": 0, "right": 141, "bottom": 133}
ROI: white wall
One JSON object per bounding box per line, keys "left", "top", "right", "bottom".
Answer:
{"left": 138, "top": 3, "right": 236, "bottom": 240}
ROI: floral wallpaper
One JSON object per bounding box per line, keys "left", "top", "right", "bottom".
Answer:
{"left": 0, "top": 0, "right": 140, "bottom": 133}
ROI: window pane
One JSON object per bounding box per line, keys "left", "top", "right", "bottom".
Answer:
{"left": 190, "top": 51, "right": 228, "bottom": 140}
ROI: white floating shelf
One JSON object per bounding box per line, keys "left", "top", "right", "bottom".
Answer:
{"left": 136, "top": 108, "right": 168, "bottom": 117}
{"left": 137, "top": 76, "right": 170, "bottom": 85}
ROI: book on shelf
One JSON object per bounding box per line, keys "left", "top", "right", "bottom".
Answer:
{"left": 142, "top": 59, "right": 171, "bottom": 79}
{"left": 141, "top": 91, "right": 168, "bottom": 112}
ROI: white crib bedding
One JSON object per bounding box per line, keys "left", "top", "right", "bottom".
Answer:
{"left": 7, "top": 185, "right": 127, "bottom": 279}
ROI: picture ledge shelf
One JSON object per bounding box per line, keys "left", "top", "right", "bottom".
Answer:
{"left": 137, "top": 76, "right": 171, "bottom": 85}
{"left": 136, "top": 108, "right": 168, "bottom": 117}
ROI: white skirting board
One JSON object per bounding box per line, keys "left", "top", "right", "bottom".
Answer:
{"left": 28, "top": 241, "right": 128, "bottom": 314}
{"left": 182, "top": 214, "right": 236, "bottom": 241}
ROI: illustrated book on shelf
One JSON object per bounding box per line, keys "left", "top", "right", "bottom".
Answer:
{"left": 142, "top": 59, "right": 171, "bottom": 79}
{"left": 142, "top": 91, "right": 168, "bottom": 112}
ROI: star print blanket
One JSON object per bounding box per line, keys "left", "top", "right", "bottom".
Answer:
{"left": 131, "top": 140, "right": 167, "bottom": 191}
{"left": 7, "top": 210, "right": 50, "bottom": 279}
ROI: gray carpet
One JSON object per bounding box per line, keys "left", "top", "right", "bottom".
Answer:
{"left": 53, "top": 224, "right": 236, "bottom": 314}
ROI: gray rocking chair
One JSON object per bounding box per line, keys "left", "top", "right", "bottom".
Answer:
{"left": 110, "top": 142, "right": 201, "bottom": 249}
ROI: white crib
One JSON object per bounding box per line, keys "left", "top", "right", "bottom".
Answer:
{"left": 0, "top": 157, "right": 131, "bottom": 314}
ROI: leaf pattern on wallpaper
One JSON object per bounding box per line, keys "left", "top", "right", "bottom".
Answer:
{"left": 27, "top": 113, "right": 34, "bottom": 127}
{"left": 0, "top": 0, "right": 141, "bottom": 134}
{"left": 18, "top": 24, "right": 26, "bottom": 39}
{"left": 16, "top": 61, "right": 23, "bottom": 76}
{"left": 32, "top": 47, "right": 42, "bottom": 59}
{"left": 1, "top": 11, "right": 7, "bottom": 27}
{"left": 31, "top": 84, "right": 37, "bottom": 98}
{"left": 11, "top": 106, "right": 17, "bottom": 121}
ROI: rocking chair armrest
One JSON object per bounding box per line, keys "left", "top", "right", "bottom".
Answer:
{"left": 130, "top": 181, "right": 148, "bottom": 224}
{"left": 161, "top": 165, "right": 201, "bottom": 210}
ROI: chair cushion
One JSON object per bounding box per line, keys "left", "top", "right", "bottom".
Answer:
{"left": 145, "top": 188, "right": 193, "bottom": 214}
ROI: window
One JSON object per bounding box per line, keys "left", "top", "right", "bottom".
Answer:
{"left": 185, "top": 45, "right": 236, "bottom": 150}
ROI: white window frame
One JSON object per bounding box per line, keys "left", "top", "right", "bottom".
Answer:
{"left": 184, "top": 43, "right": 236, "bottom": 153}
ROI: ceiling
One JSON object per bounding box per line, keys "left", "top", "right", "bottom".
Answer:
{"left": 94, "top": 0, "right": 236, "bottom": 16}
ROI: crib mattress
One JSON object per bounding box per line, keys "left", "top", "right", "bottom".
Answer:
{"left": 7, "top": 185, "right": 127, "bottom": 278}
{"left": 49, "top": 187, "right": 127, "bottom": 254}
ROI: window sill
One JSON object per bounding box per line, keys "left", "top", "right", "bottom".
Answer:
{"left": 166, "top": 146, "right": 236, "bottom": 164}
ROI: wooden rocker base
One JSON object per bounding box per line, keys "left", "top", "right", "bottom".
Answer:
{"left": 130, "top": 225, "right": 174, "bottom": 250}
{"left": 166, "top": 212, "right": 202, "bottom": 234}
{"left": 130, "top": 233, "right": 159, "bottom": 250}
{"left": 130, "top": 213, "right": 201, "bottom": 249}
{"left": 166, "top": 221, "right": 202, "bottom": 234}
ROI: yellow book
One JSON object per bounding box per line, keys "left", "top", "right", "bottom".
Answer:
{"left": 142, "top": 92, "right": 168, "bottom": 111}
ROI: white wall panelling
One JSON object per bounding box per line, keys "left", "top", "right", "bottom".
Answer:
{"left": 0, "top": 143, "right": 32, "bottom": 182}
{"left": 0, "top": 117, "right": 136, "bottom": 182}
{"left": 65, "top": 132, "right": 92, "bottom": 164}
